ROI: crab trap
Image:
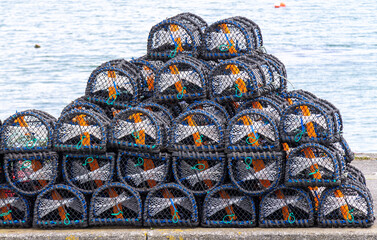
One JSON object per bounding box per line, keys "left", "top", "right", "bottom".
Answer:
{"left": 169, "top": 109, "right": 225, "bottom": 152}
{"left": 61, "top": 98, "right": 107, "bottom": 117}
{"left": 226, "top": 109, "right": 280, "bottom": 152}
{"left": 172, "top": 151, "right": 225, "bottom": 196}
{"left": 54, "top": 109, "right": 109, "bottom": 153}
{"left": 285, "top": 143, "right": 345, "bottom": 187}
{"left": 0, "top": 110, "right": 55, "bottom": 153}
{"left": 147, "top": 13, "right": 207, "bottom": 59}
{"left": 331, "top": 136, "right": 354, "bottom": 164}
{"left": 318, "top": 180, "right": 374, "bottom": 227}
{"left": 186, "top": 100, "right": 230, "bottom": 125}
{"left": 109, "top": 107, "right": 166, "bottom": 152}
{"left": 346, "top": 165, "right": 366, "bottom": 186}
{"left": 0, "top": 184, "right": 30, "bottom": 227}
{"left": 228, "top": 151, "right": 283, "bottom": 196}
{"left": 202, "top": 16, "right": 263, "bottom": 59}
{"left": 144, "top": 183, "right": 199, "bottom": 227}
{"left": 33, "top": 184, "right": 87, "bottom": 228}
{"left": 202, "top": 184, "right": 257, "bottom": 227}
{"left": 62, "top": 153, "right": 115, "bottom": 194}
{"left": 154, "top": 56, "right": 209, "bottom": 102}
{"left": 4, "top": 152, "right": 58, "bottom": 196}
{"left": 138, "top": 101, "right": 174, "bottom": 126}
{"left": 89, "top": 182, "right": 142, "bottom": 226}
{"left": 85, "top": 59, "right": 140, "bottom": 108}
{"left": 259, "top": 185, "right": 315, "bottom": 227}
{"left": 117, "top": 151, "right": 170, "bottom": 193}
{"left": 279, "top": 101, "right": 340, "bottom": 144}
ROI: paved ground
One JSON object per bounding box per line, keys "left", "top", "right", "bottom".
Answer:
{"left": 1, "top": 154, "right": 376, "bottom": 240}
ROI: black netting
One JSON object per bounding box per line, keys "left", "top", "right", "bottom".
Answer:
{"left": 155, "top": 56, "right": 209, "bottom": 102}
{"left": 285, "top": 143, "right": 344, "bottom": 187}
{"left": 0, "top": 110, "right": 55, "bottom": 153}
{"left": 226, "top": 109, "right": 280, "bottom": 152}
{"left": 280, "top": 101, "right": 339, "bottom": 144}
{"left": 202, "top": 184, "right": 256, "bottom": 227}
{"left": 54, "top": 109, "right": 109, "bottom": 153}
{"left": 346, "top": 165, "right": 366, "bottom": 186}
{"left": 202, "top": 17, "right": 262, "bottom": 59}
{"left": 89, "top": 182, "right": 142, "bottom": 226}
{"left": 172, "top": 151, "right": 225, "bottom": 196}
{"left": 33, "top": 184, "right": 87, "bottom": 228}
{"left": 318, "top": 181, "right": 374, "bottom": 227}
{"left": 63, "top": 153, "right": 115, "bottom": 194}
{"left": 259, "top": 186, "right": 314, "bottom": 227}
{"left": 85, "top": 59, "right": 140, "bottom": 108}
{"left": 186, "top": 100, "right": 230, "bottom": 125}
{"left": 0, "top": 185, "right": 30, "bottom": 227}
{"left": 138, "top": 102, "right": 174, "bottom": 126}
{"left": 144, "top": 183, "right": 198, "bottom": 227}
{"left": 109, "top": 107, "right": 166, "bottom": 152}
{"left": 228, "top": 151, "right": 283, "bottom": 195}
{"left": 4, "top": 152, "right": 58, "bottom": 196}
{"left": 117, "top": 151, "right": 170, "bottom": 193}
{"left": 169, "top": 109, "right": 224, "bottom": 152}
{"left": 331, "top": 136, "right": 354, "bottom": 164}
{"left": 130, "top": 56, "right": 164, "bottom": 99}
{"left": 61, "top": 97, "right": 107, "bottom": 117}
{"left": 147, "top": 13, "right": 206, "bottom": 59}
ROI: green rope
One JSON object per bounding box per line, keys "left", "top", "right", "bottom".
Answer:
{"left": 83, "top": 157, "right": 94, "bottom": 166}
{"left": 64, "top": 213, "right": 70, "bottom": 225}
{"left": 111, "top": 211, "right": 123, "bottom": 216}
{"left": 222, "top": 214, "right": 235, "bottom": 224}
{"left": 106, "top": 93, "right": 117, "bottom": 105}
{"left": 20, "top": 160, "right": 32, "bottom": 170}
{"left": 169, "top": 45, "right": 179, "bottom": 58}
{"left": 132, "top": 130, "right": 140, "bottom": 140}
{"left": 288, "top": 212, "right": 295, "bottom": 224}
{"left": 347, "top": 209, "right": 354, "bottom": 223}
{"left": 191, "top": 163, "right": 206, "bottom": 171}
{"left": 76, "top": 135, "right": 86, "bottom": 150}
{"left": 244, "top": 157, "right": 253, "bottom": 170}
{"left": 234, "top": 84, "right": 242, "bottom": 98}
{"left": 218, "top": 44, "right": 231, "bottom": 52}
{"left": 134, "top": 157, "right": 144, "bottom": 167}
{"left": 309, "top": 168, "right": 319, "bottom": 176}
{"left": 294, "top": 129, "right": 306, "bottom": 142}
{"left": 177, "top": 87, "right": 186, "bottom": 99}
{"left": 172, "top": 210, "right": 179, "bottom": 223}
{"left": 0, "top": 210, "right": 11, "bottom": 217}
{"left": 246, "top": 135, "right": 259, "bottom": 145}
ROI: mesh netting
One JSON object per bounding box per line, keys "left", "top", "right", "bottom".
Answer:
{"left": 85, "top": 59, "right": 140, "bottom": 108}
{"left": 228, "top": 151, "right": 283, "bottom": 195}
{"left": 226, "top": 109, "right": 280, "bottom": 152}
{"left": 117, "top": 151, "right": 170, "bottom": 193}
{"left": 61, "top": 97, "right": 107, "bottom": 117}
{"left": 144, "top": 183, "right": 198, "bottom": 227}
{"left": 346, "top": 165, "right": 366, "bottom": 186}
{"left": 259, "top": 185, "right": 314, "bottom": 227}
{"left": 282, "top": 89, "right": 317, "bottom": 104}
{"left": 202, "top": 17, "right": 262, "bottom": 59}
{"left": 202, "top": 184, "right": 256, "bottom": 227}
{"left": 54, "top": 109, "right": 109, "bottom": 153}
{"left": 63, "top": 153, "right": 115, "bottom": 194}
{"left": 0, "top": 110, "right": 55, "bottom": 153}
{"left": 285, "top": 143, "right": 344, "bottom": 187}
{"left": 172, "top": 151, "right": 225, "bottom": 196}
{"left": 169, "top": 109, "right": 224, "bottom": 152}
{"left": 138, "top": 101, "right": 174, "bottom": 126}
{"left": 186, "top": 100, "right": 230, "bottom": 124}
{"left": 109, "top": 107, "right": 166, "bottom": 152}
{"left": 130, "top": 56, "right": 164, "bottom": 98}
{"left": 0, "top": 185, "right": 30, "bottom": 227}
{"left": 154, "top": 56, "right": 209, "bottom": 102}
{"left": 279, "top": 101, "right": 339, "bottom": 144}
{"left": 147, "top": 13, "right": 206, "bottom": 59}
{"left": 331, "top": 136, "right": 354, "bottom": 164}
{"left": 33, "top": 184, "right": 87, "bottom": 228}
{"left": 318, "top": 181, "right": 374, "bottom": 227}
{"left": 89, "top": 182, "right": 142, "bottom": 226}
{"left": 4, "top": 152, "right": 58, "bottom": 196}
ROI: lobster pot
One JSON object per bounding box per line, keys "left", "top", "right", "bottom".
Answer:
{"left": 285, "top": 143, "right": 345, "bottom": 187}
{"left": 186, "top": 100, "right": 230, "bottom": 125}
{"left": 237, "top": 95, "right": 287, "bottom": 121}
{"left": 54, "top": 109, "right": 109, "bottom": 153}
{"left": 85, "top": 59, "right": 140, "bottom": 108}
{"left": 202, "top": 17, "right": 263, "bottom": 59}
{"left": 307, "top": 186, "right": 327, "bottom": 214}
{"left": 89, "top": 182, "right": 142, "bottom": 226}
{"left": 109, "top": 107, "right": 166, "bottom": 152}
{"left": 155, "top": 56, "right": 209, "bottom": 102}
{"left": 261, "top": 53, "right": 287, "bottom": 92}
{"left": 4, "top": 152, "right": 58, "bottom": 196}
{"left": 169, "top": 109, "right": 224, "bottom": 152}
{"left": 61, "top": 97, "right": 107, "bottom": 117}
{"left": 259, "top": 185, "right": 314, "bottom": 227}
{"left": 279, "top": 101, "right": 339, "bottom": 144}
{"left": 172, "top": 151, "right": 225, "bottom": 196}
{"left": 346, "top": 165, "right": 366, "bottom": 186}
{"left": 0, "top": 185, "right": 30, "bottom": 227}
{"left": 138, "top": 102, "right": 174, "bottom": 126}
{"left": 130, "top": 56, "right": 164, "bottom": 98}
{"left": 147, "top": 13, "right": 206, "bottom": 59}
{"left": 63, "top": 153, "right": 115, "bottom": 194}
{"left": 283, "top": 89, "right": 317, "bottom": 104}
{"left": 202, "top": 184, "right": 257, "bottom": 227}
{"left": 0, "top": 110, "right": 55, "bottom": 153}
{"left": 318, "top": 181, "right": 374, "bottom": 227}
{"left": 117, "top": 151, "right": 170, "bottom": 193}
{"left": 144, "top": 183, "right": 199, "bottom": 227}
{"left": 228, "top": 152, "right": 283, "bottom": 196}
{"left": 226, "top": 109, "right": 280, "bottom": 152}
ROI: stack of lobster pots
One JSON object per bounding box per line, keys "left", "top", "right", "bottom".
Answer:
{"left": 0, "top": 12, "right": 373, "bottom": 228}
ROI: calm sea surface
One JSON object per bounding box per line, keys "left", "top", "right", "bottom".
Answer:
{"left": 0, "top": 0, "right": 376, "bottom": 152}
